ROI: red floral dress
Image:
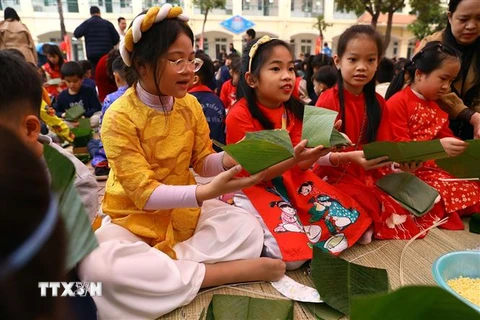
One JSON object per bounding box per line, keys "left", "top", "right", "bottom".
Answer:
{"left": 384, "top": 86, "right": 480, "bottom": 217}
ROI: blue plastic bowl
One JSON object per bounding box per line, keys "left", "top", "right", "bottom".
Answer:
{"left": 432, "top": 251, "right": 480, "bottom": 312}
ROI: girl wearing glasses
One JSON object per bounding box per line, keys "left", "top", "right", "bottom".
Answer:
{"left": 383, "top": 41, "right": 480, "bottom": 230}
{"left": 78, "top": 5, "right": 286, "bottom": 319}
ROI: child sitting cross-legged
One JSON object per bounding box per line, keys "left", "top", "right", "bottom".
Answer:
{"left": 54, "top": 61, "right": 102, "bottom": 128}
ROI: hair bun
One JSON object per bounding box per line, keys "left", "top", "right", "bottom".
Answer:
{"left": 120, "top": 4, "right": 189, "bottom": 66}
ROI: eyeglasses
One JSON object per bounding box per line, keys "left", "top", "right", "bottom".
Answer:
{"left": 165, "top": 58, "right": 204, "bottom": 73}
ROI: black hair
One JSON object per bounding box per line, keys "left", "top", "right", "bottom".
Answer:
{"left": 376, "top": 57, "right": 395, "bottom": 84}
{"left": 335, "top": 24, "right": 384, "bottom": 143}
{"left": 448, "top": 0, "right": 463, "bottom": 12}
{"left": 128, "top": 14, "right": 194, "bottom": 104}
{"left": 90, "top": 6, "right": 100, "bottom": 15}
{"left": 111, "top": 56, "right": 127, "bottom": 81}
{"left": 42, "top": 44, "right": 65, "bottom": 69}
{"left": 106, "top": 48, "right": 120, "bottom": 81}
{"left": 385, "top": 41, "right": 460, "bottom": 100}
{"left": 60, "top": 61, "right": 84, "bottom": 78}
{"left": 0, "top": 51, "right": 42, "bottom": 120}
{"left": 304, "top": 54, "right": 333, "bottom": 101}
{"left": 227, "top": 52, "right": 240, "bottom": 62}
{"left": 4, "top": 7, "right": 20, "bottom": 21}
{"left": 118, "top": 16, "right": 125, "bottom": 23}
{"left": 0, "top": 126, "right": 66, "bottom": 320}
{"left": 246, "top": 29, "right": 256, "bottom": 39}
{"left": 79, "top": 60, "right": 93, "bottom": 74}
{"left": 194, "top": 51, "right": 215, "bottom": 88}
{"left": 237, "top": 38, "right": 304, "bottom": 130}
{"left": 229, "top": 59, "right": 242, "bottom": 74}
{"left": 312, "top": 66, "right": 337, "bottom": 89}
{"left": 393, "top": 57, "right": 410, "bottom": 75}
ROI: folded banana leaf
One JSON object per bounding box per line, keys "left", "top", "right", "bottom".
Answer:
{"left": 436, "top": 139, "right": 480, "bottom": 178}
{"left": 311, "top": 247, "right": 389, "bottom": 315}
{"left": 205, "top": 295, "right": 293, "bottom": 320}
{"left": 214, "top": 129, "right": 294, "bottom": 174}
{"left": 376, "top": 172, "right": 439, "bottom": 217}
{"left": 302, "top": 106, "right": 352, "bottom": 148}
{"left": 65, "top": 105, "right": 86, "bottom": 121}
{"left": 363, "top": 140, "right": 447, "bottom": 163}
{"left": 350, "top": 286, "right": 480, "bottom": 320}
{"left": 44, "top": 144, "right": 98, "bottom": 271}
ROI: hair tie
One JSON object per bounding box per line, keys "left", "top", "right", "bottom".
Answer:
{"left": 120, "top": 4, "right": 189, "bottom": 67}
{"left": 248, "top": 35, "right": 277, "bottom": 73}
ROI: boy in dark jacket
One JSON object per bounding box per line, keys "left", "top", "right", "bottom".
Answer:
{"left": 55, "top": 61, "right": 102, "bottom": 128}
{"left": 188, "top": 52, "right": 226, "bottom": 152}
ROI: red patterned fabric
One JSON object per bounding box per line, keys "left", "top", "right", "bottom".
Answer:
{"left": 226, "top": 98, "right": 371, "bottom": 261}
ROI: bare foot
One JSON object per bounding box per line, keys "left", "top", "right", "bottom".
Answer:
{"left": 202, "top": 257, "right": 286, "bottom": 288}
{"left": 358, "top": 225, "right": 374, "bottom": 245}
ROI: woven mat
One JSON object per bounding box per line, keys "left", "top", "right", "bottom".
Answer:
{"left": 160, "top": 221, "right": 480, "bottom": 320}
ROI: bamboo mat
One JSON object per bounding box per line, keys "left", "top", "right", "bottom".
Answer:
{"left": 159, "top": 222, "right": 479, "bottom": 320}
{"left": 93, "top": 170, "right": 479, "bottom": 320}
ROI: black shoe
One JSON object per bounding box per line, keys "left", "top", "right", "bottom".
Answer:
{"left": 94, "top": 166, "right": 110, "bottom": 181}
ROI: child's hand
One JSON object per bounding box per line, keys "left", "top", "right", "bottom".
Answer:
{"left": 222, "top": 152, "right": 237, "bottom": 170}
{"left": 293, "top": 139, "right": 331, "bottom": 163}
{"left": 394, "top": 161, "right": 423, "bottom": 173}
{"left": 347, "top": 150, "right": 392, "bottom": 170}
{"left": 61, "top": 112, "right": 66, "bottom": 118}
{"left": 196, "top": 165, "right": 265, "bottom": 202}
{"left": 440, "top": 137, "right": 467, "bottom": 157}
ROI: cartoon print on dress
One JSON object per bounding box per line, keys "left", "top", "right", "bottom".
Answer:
{"left": 307, "top": 195, "right": 359, "bottom": 234}
{"left": 267, "top": 177, "right": 322, "bottom": 243}
{"left": 318, "top": 233, "right": 349, "bottom": 254}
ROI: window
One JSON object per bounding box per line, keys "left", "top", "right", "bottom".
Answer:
{"left": 242, "top": 0, "right": 278, "bottom": 17}
{"left": 215, "top": 38, "right": 227, "bottom": 61}
{"left": 33, "top": 0, "right": 79, "bottom": 12}
{"left": 292, "top": 0, "right": 324, "bottom": 18}
{"left": 89, "top": 0, "right": 133, "bottom": 14}
{"left": 300, "top": 39, "right": 312, "bottom": 55}
{"left": 392, "top": 40, "right": 399, "bottom": 57}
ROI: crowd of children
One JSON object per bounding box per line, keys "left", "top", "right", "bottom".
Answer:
{"left": 1, "top": 0, "right": 479, "bottom": 318}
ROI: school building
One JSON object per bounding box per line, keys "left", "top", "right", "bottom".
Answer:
{"left": 0, "top": 0, "right": 444, "bottom": 61}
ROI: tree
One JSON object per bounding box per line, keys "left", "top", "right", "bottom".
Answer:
{"left": 382, "top": 0, "right": 406, "bottom": 53}
{"left": 335, "top": 0, "right": 382, "bottom": 28}
{"left": 335, "top": 0, "right": 407, "bottom": 54}
{"left": 57, "top": 0, "right": 67, "bottom": 38}
{"left": 408, "top": 0, "right": 447, "bottom": 40}
{"left": 192, "top": 0, "right": 226, "bottom": 50}
{"left": 313, "top": 14, "right": 332, "bottom": 43}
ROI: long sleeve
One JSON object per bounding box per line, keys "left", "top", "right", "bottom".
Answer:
{"left": 102, "top": 107, "right": 162, "bottom": 210}
{"left": 85, "top": 87, "right": 102, "bottom": 117}
{"left": 225, "top": 102, "right": 256, "bottom": 144}
{"left": 54, "top": 91, "right": 68, "bottom": 117}
{"left": 40, "top": 100, "right": 74, "bottom": 142}
{"left": 108, "top": 22, "right": 120, "bottom": 47}
{"left": 74, "top": 20, "right": 88, "bottom": 39}
{"left": 384, "top": 91, "right": 411, "bottom": 142}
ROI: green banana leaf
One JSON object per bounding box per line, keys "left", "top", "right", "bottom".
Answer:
{"left": 330, "top": 128, "right": 351, "bottom": 147}
{"left": 310, "top": 247, "right": 389, "bottom": 315}
{"left": 64, "top": 105, "right": 86, "bottom": 121}
{"left": 436, "top": 139, "right": 480, "bottom": 178}
{"left": 299, "top": 302, "right": 344, "bottom": 320}
{"left": 214, "top": 129, "right": 294, "bottom": 174}
{"left": 375, "top": 172, "right": 439, "bottom": 217}
{"left": 205, "top": 294, "right": 294, "bottom": 320}
{"left": 363, "top": 140, "right": 447, "bottom": 163}
{"left": 302, "top": 106, "right": 338, "bottom": 147}
{"left": 469, "top": 213, "right": 480, "bottom": 234}
{"left": 350, "top": 286, "right": 480, "bottom": 320}
{"left": 44, "top": 145, "right": 98, "bottom": 271}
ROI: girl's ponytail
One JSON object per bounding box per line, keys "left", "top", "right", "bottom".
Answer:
{"left": 385, "top": 60, "right": 413, "bottom": 100}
